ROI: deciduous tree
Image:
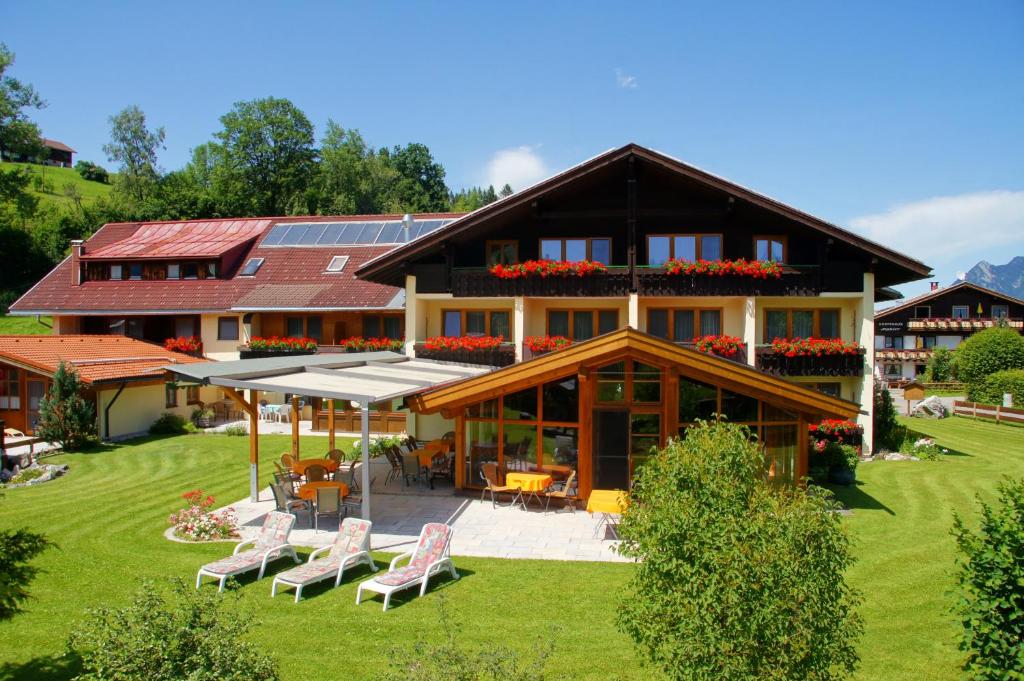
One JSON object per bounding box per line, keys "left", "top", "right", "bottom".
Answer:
{"left": 103, "top": 105, "right": 165, "bottom": 204}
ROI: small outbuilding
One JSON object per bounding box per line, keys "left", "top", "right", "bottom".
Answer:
{"left": 902, "top": 381, "right": 926, "bottom": 402}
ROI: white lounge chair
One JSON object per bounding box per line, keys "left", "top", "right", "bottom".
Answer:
{"left": 195, "top": 511, "right": 299, "bottom": 593}
{"left": 356, "top": 522, "right": 458, "bottom": 611}
{"left": 271, "top": 517, "right": 376, "bottom": 603}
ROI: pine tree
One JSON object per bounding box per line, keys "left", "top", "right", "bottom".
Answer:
{"left": 36, "top": 361, "right": 96, "bottom": 451}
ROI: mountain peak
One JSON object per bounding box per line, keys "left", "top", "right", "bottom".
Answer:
{"left": 956, "top": 256, "right": 1024, "bottom": 297}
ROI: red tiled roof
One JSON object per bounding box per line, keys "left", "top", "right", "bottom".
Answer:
{"left": 42, "top": 138, "right": 76, "bottom": 153}
{"left": 10, "top": 215, "right": 460, "bottom": 315}
{"left": 83, "top": 220, "right": 270, "bottom": 260}
{"left": 0, "top": 335, "right": 206, "bottom": 384}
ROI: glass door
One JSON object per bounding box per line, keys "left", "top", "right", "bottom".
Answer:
{"left": 27, "top": 379, "right": 46, "bottom": 433}
{"left": 592, "top": 409, "right": 630, "bottom": 490}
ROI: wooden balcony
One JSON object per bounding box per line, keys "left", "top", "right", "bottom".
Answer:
{"left": 413, "top": 342, "right": 517, "bottom": 367}
{"left": 450, "top": 267, "right": 632, "bottom": 298}
{"left": 524, "top": 340, "right": 749, "bottom": 364}
{"left": 636, "top": 266, "right": 821, "bottom": 297}
{"left": 755, "top": 347, "right": 865, "bottom": 377}
{"left": 907, "top": 318, "right": 1023, "bottom": 331}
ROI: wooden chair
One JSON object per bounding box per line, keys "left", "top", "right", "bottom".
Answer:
{"left": 325, "top": 449, "right": 345, "bottom": 466}
{"left": 479, "top": 462, "right": 522, "bottom": 508}
{"left": 543, "top": 470, "right": 578, "bottom": 513}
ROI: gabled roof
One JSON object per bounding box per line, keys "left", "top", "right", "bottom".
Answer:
{"left": 9, "top": 213, "right": 463, "bottom": 315}
{"left": 42, "top": 138, "right": 75, "bottom": 153}
{"left": 83, "top": 220, "right": 270, "bottom": 260}
{"left": 407, "top": 327, "right": 861, "bottom": 420}
{"left": 357, "top": 143, "right": 932, "bottom": 286}
{"left": 0, "top": 335, "right": 206, "bottom": 384}
{"left": 875, "top": 280, "right": 1024, "bottom": 320}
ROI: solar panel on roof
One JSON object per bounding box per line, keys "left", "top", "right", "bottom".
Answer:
{"left": 356, "top": 222, "right": 383, "bottom": 243}
{"left": 375, "top": 221, "right": 402, "bottom": 243}
{"left": 339, "top": 223, "right": 364, "bottom": 243}
{"left": 277, "top": 224, "right": 309, "bottom": 245}
{"left": 261, "top": 217, "right": 459, "bottom": 246}
{"left": 299, "top": 224, "right": 327, "bottom": 245}
{"left": 261, "top": 224, "right": 288, "bottom": 245}
{"left": 317, "top": 223, "right": 345, "bottom": 245}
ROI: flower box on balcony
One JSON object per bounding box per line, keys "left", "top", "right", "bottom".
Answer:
{"left": 239, "top": 336, "right": 318, "bottom": 359}
{"left": 636, "top": 265, "right": 820, "bottom": 297}
{"left": 756, "top": 339, "right": 866, "bottom": 377}
{"left": 415, "top": 336, "right": 516, "bottom": 367}
{"left": 338, "top": 336, "right": 404, "bottom": 353}
{"left": 452, "top": 267, "right": 631, "bottom": 297}
{"left": 164, "top": 336, "right": 204, "bottom": 358}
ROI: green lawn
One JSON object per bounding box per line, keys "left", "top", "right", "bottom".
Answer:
{"left": 0, "top": 314, "right": 52, "bottom": 334}
{"left": 1, "top": 161, "right": 113, "bottom": 210}
{"left": 0, "top": 418, "right": 1020, "bottom": 680}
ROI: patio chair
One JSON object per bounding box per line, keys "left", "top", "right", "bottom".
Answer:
{"left": 281, "top": 453, "right": 296, "bottom": 469}
{"left": 304, "top": 464, "right": 328, "bottom": 483}
{"left": 543, "top": 470, "right": 578, "bottom": 513}
{"left": 430, "top": 452, "right": 454, "bottom": 483}
{"left": 384, "top": 447, "right": 404, "bottom": 486}
{"left": 274, "top": 460, "right": 301, "bottom": 484}
{"left": 402, "top": 452, "right": 429, "bottom": 489}
{"left": 272, "top": 518, "right": 377, "bottom": 603}
{"left": 195, "top": 511, "right": 300, "bottom": 593}
{"left": 313, "top": 486, "right": 343, "bottom": 533}
{"left": 271, "top": 482, "right": 311, "bottom": 523}
{"left": 480, "top": 462, "right": 522, "bottom": 508}
{"left": 356, "top": 522, "right": 458, "bottom": 611}
{"left": 325, "top": 449, "right": 345, "bottom": 466}
{"left": 277, "top": 403, "right": 293, "bottom": 423}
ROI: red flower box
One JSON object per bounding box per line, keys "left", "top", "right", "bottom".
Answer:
{"left": 692, "top": 334, "right": 744, "bottom": 357}
{"left": 769, "top": 337, "right": 863, "bottom": 357}
{"left": 490, "top": 260, "right": 608, "bottom": 279}
{"left": 524, "top": 335, "right": 573, "bottom": 353}
{"left": 246, "top": 336, "right": 318, "bottom": 352}
{"left": 339, "top": 336, "right": 403, "bottom": 352}
{"left": 423, "top": 335, "right": 505, "bottom": 352}
{"left": 664, "top": 258, "right": 783, "bottom": 279}
{"left": 164, "top": 336, "right": 203, "bottom": 354}
{"left": 808, "top": 419, "right": 862, "bottom": 437}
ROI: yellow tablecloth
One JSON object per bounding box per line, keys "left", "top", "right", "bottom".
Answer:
{"left": 505, "top": 472, "right": 553, "bottom": 493}
{"left": 291, "top": 459, "right": 339, "bottom": 476}
{"left": 586, "top": 489, "right": 629, "bottom": 514}
{"left": 297, "top": 481, "right": 349, "bottom": 501}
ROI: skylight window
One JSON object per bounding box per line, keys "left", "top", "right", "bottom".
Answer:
{"left": 325, "top": 255, "right": 349, "bottom": 273}
{"left": 239, "top": 257, "right": 265, "bottom": 276}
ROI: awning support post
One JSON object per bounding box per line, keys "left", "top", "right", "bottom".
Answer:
{"left": 361, "top": 403, "right": 371, "bottom": 519}
{"left": 291, "top": 395, "right": 300, "bottom": 458}
{"left": 222, "top": 387, "right": 260, "bottom": 503}
{"left": 328, "top": 399, "right": 336, "bottom": 450}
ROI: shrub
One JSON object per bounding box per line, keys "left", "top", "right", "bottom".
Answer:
{"left": 168, "top": 490, "right": 238, "bottom": 542}
{"left": 900, "top": 436, "right": 945, "bottom": 461}
{"left": 352, "top": 433, "right": 406, "bottom": 459}
{"left": 149, "top": 413, "right": 189, "bottom": 435}
{"left": 67, "top": 579, "right": 279, "bottom": 681}
{"left": 384, "top": 598, "right": 554, "bottom": 680}
{"left": 812, "top": 440, "right": 859, "bottom": 473}
{"left": 74, "top": 160, "right": 110, "bottom": 183}
{"left": 35, "top": 361, "right": 96, "bottom": 451}
{"left": 616, "top": 420, "right": 862, "bottom": 680}
{"left": 925, "top": 346, "right": 956, "bottom": 383}
{"left": 223, "top": 423, "right": 249, "bottom": 436}
{"left": 8, "top": 467, "right": 44, "bottom": 484}
{"left": 873, "top": 384, "right": 905, "bottom": 452}
{"left": 952, "top": 477, "right": 1024, "bottom": 679}
{"left": 0, "top": 524, "right": 52, "bottom": 621}
{"left": 972, "top": 369, "right": 1024, "bottom": 407}
{"left": 957, "top": 328, "right": 1024, "bottom": 399}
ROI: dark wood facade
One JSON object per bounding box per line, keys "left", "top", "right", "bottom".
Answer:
{"left": 875, "top": 282, "right": 1024, "bottom": 338}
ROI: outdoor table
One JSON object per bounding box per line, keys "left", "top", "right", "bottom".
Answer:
{"left": 296, "top": 481, "right": 350, "bottom": 502}
{"left": 505, "top": 472, "right": 553, "bottom": 509}
{"left": 291, "top": 458, "right": 340, "bottom": 476}
{"left": 587, "top": 489, "right": 629, "bottom": 539}
{"left": 416, "top": 440, "right": 449, "bottom": 468}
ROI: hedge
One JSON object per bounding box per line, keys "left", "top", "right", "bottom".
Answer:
{"left": 958, "top": 328, "right": 1024, "bottom": 399}
{"left": 971, "top": 369, "right": 1024, "bottom": 407}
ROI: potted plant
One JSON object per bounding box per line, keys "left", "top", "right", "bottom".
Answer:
{"left": 190, "top": 405, "right": 216, "bottom": 428}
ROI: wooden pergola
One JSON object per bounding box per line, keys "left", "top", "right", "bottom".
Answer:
{"left": 164, "top": 352, "right": 487, "bottom": 518}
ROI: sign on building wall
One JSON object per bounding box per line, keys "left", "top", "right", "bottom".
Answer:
{"left": 877, "top": 321, "right": 904, "bottom": 333}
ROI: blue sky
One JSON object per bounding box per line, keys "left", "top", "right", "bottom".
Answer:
{"left": 3, "top": 1, "right": 1022, "bottom": 298}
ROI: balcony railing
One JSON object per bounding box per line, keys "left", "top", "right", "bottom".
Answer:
{"left": 451, "top": 267, "right": 632, "bottom": 297}
{"left": 413, "top": 342, "right": 517, "bottom": 367}
{"left": 636, "top": 266, "right": 821, "bottom": 297}
{"left": 755, "top": 346, "right": 865, "bottom": 377}
{"left": 908, "top": 318, "right": 1022, "bottom": 330}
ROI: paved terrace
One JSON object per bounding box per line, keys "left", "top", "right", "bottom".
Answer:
{"left": 224, "top": 460, "right": 629, "bottom": 563}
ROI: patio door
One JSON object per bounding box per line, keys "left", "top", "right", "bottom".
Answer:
{"left": 26, "top": 379, "right": 46, "bottom": 433}
{"left": 592, "top": 409, "right": 629, "bottom": 490}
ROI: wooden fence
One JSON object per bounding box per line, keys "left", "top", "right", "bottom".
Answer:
{"left": 952, "top": 400, "right": 1024, "bottom": 425}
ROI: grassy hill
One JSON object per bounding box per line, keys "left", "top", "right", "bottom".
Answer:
{"left": 0, "top": 314, "right": 52, "bottom": 334}
{"left": 1, "top": 161, "right": 113, "bottom": 210}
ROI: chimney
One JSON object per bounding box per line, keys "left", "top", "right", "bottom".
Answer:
{"left": 930, "top": 281, "right": 939, "bottom": 291}
{"left": 70, "top": 240, "right": 84, "bottom": 286}
{"left": 402, "top": 214, "right": 414, "bottom": 243}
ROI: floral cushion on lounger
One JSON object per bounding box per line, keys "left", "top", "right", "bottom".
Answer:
{"left": 374, "top": 564, "right": 426, "bottom": 586}
{"left": 277, "top": 557, "right": 343, "bottom": 585}
{"left": 329, "top": 519, "right": 371, "bottom": 558}
{"left": 254, "top": 512, "right": 295, "bottom": 551}
{"left": 201, "top": 549, "right": 265, "bottom": 575}
{"left": 408, "top": 523, "right": 451, "bottom": 569}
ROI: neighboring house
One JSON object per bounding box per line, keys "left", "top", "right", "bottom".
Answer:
{"left": 874, "top": 280, "right": 1024, "bottom": 380}
{"left": 356, "top": 143, "right": 932, "bottom": 481}
{"left": 0, "top": 138, "right": 76, "bottom": 167}
{"left": 0, "top": 335, "right": 216, "bottom": 440}
{"left": 8, "top": 214, "right": 462, "bottom": 361}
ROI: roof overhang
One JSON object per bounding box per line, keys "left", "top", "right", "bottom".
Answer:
{"left": 163, "top": 351, "right": 491, "bottom": 403}
{"left": 875, "top": 280, "right": 1024, "bottom": 319}
{"left": 408, "top": 328, "right": 862, "bottom": 420}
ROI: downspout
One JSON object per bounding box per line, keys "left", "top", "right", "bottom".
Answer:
{"left": 104, "top": 382, "right": 128, "bottom": 440}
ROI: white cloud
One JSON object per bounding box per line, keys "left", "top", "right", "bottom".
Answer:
{"left": 483, "top": 146, "right": 548, "bottom": 191}
{"left": 615, "top": 68, "right": 637, "bottom": 89}
{"left": 849, "top": 190, "right": 1024, "bottom": 265}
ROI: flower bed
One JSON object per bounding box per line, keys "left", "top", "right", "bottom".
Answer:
{"left": 164, "top": 336, "right": 203, "bottom": 355}
{"left": 664, "top": 258, "right": 782, "bottom": 279}
{"left": 490, "top": 259, "right": 608, "bottom": 279}
{"left": 524, "top": 335, "right": 573, "bottom": 353}
{"left": 768, "top": 337, "right": 863, "bottom": 357}
{"left": 692, "top": 334, "right": 744, "bottom": 358}
{"left": 167, "top": 490, "right": 238, "bottom": 542}
{"left": 246, "top": 336, "right": 318, "bottom": 352}
{"left": 339, "top": 336, "right": 404, "bottom": 352}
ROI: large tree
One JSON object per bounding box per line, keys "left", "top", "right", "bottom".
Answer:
{"left": 387, "top": 142, "right": 449, "bottom": 212}
{"left": 0, "top": 43, "right": 45, "bottom": 160}
{"left": 211, "top": 97, "right": 316, "bottom": 216}
{"left": 103, "top": 105, "right": 165, "bottom": 204}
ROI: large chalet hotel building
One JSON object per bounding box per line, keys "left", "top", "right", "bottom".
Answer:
{"left": 9, "top": 145, "right": 931, "bottom": 485}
